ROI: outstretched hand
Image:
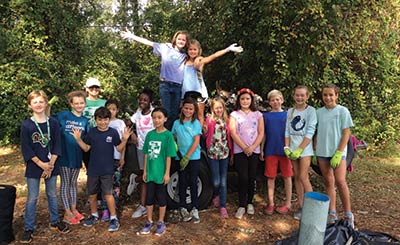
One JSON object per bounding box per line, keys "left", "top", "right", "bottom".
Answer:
{"left": 120, "top": 29, "right": 134, "bottom": 40}
{"left": 227, "top": 43, "right": 243, "bottom": 53}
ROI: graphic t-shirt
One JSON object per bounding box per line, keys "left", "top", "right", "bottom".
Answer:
{"left": 153, "top": 42, "right": 187, "bottom": 84}
{"left": 230, "top": 110, "right": 263, "bottom": 154}
{"left": 55, "top": 110, "right": 88, "bottom": 168}
{"left": 130, "top": 108, "right": 155, "bottom": 150}
{"left": 83, "top": 98, "right": 106, "bottom": 128}
{"left": 143, "top": 129, "right": 177, "bottom": 184}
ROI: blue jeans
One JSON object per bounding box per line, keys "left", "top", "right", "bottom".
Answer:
{"left": 179, "top": 159, "right": 200, "bottom": 209}
{"left": 25, "top": 176, "right": 59, "bottom": 230}
{"left": 159, "top": 81, "right": 182, "bottom": 129}
{"left": 209, "top": 157, "right": 229, "bottom": 208}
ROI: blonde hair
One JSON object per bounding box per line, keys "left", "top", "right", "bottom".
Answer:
{"left": 27, "top": 90, "right": 48, "bottom": 105}
{"left": 67, "top": 90, "right": 86, "bottom": 103}
{"left": 267, "top": 89, "right": 283, "bottom": 101}
{"left": 210, "top": 97, "right": 229, "bottom": 122}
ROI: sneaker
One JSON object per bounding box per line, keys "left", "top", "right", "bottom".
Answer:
{"left": 235, "top": 207, "right": 246, "bottom": 219}
{"left": 247, "top": 204, "right": 255, "bottom": 215}
{"left": 63, "top": 215, "right": 80, "bottom": 225}
{"left": 83, "top": 215, "right": 99, "bottom": 227}
{"left": 276, "top": 205, "right": 291, "bottom": 215}
{"left": 191, "top": 208, "right": 200, "bottom": 224}
{"left": 327, "top": 213, "right": 338, "bottom": 224}
{"left": 50, "top": 221, "right": 70, "bottom": 233}
{"left": 127, "top": 173, "right": 138, "bottom": 196}
{"left": 101, "top": 209, "right": 110, "bottom": 222}
{"left": 294, "top": 208, "right": 302, "bottom": 220}
{"left": 21, "top": 230, "right": 33, "bottom": 244}
{"left": 180, "top": 208, "right": 192, "bottom": 222}
{"left": 220, "top": 207, "right": 229, "bottom": 218}
{"left": 132, "top": 205, "right": 147, "bottom": 218}
{"left": 140, "top": 221, "right": 153, "bottom": 235}
{"left": 265, "top": 205, "right": 274, "bottom": 215}
{"left": 213, "top": 196, "right": 220, "bottom": 208}
{"left": 108, "top": 218, "right": 120, "bottom": 232}
{"left": 154, "top": 221, "right": 166, "bottom": 236}
{"left": 344, "top": 213, "right": 355, "bottom": 229}
{"left": 73, "top": 210, "right": 85, "bottom": 221}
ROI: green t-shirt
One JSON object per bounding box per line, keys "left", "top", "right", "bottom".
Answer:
{"left": 83, "top": 98, "right": 106, "bottom": 128}
{"left": 143, "top": 129, "right": 177, "bottom": 184}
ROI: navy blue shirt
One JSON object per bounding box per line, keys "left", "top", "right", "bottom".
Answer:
{"left": 263, "top": 111, "right": 287, "bottom": 156}
{"left": 20, "top": 117, "right": 62, "bottom": 178}
{"left": 84, "top": 127, "right": 121, "bottom": 176}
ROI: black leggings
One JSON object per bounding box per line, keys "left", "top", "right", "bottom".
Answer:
{"left": 234, "top": 152, "right": 259, "bottom": 207}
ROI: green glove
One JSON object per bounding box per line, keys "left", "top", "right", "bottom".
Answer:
{"left": 290, "top": 148, "right": 303, "bottom": 160}
{"left": 180, "top": 155, "right": 190, "bottom": 170}
{"left": 48, "top": 96, "right": 59, "bottom": 106}
{"left": 284, "top": 147, "right": 292, "bottom": 158}
{"left": 330, "top": 150, "right": 343, "bottom": 168}
{"left": 312, "top": 151, "right": 318, "bottom": 165}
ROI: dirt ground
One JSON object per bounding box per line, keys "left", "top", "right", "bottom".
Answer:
{"left": 1, "top": 146, "right": 400, "bottom": 244}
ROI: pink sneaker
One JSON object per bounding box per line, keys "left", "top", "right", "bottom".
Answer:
{"left": 213, "top": 196, "right": 220, "bottom": 208}
{"left": 220, "top": 207, "right": 228, "bottom": 218}
{"left": 73, "top": 210, "right": 84, "bottom": 221}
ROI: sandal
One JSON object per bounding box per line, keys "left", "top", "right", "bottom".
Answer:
{"left": 276, "top": 205, "right": 291, "bottom": 215}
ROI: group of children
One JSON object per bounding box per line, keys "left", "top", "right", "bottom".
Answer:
{"left": 20, "top": 28, "right": 354, "bottom": 242}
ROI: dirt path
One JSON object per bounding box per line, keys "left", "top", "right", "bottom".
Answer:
{"left": 1, "top": 146, "right": 399, "bottom": 244}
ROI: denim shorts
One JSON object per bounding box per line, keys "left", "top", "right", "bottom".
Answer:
{"left": 317, "top": 155, "right": 346, "bottom": 163}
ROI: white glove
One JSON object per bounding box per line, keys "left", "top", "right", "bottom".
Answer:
{"left": 120, "top": 30, "right": 134, "bottom": 40}
{"left": 226, "top": 43, "right": 243, "bottom": 53}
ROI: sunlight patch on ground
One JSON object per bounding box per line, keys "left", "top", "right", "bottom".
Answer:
{"left": 272, "top": 219, "right": 293, "bottom": 233}
{"left": 0, "top": 146, "right": 18, "bottom": 156}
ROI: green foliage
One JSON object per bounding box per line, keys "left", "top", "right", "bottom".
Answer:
{"left": 0, "top": 0, "right": 399, "bottom": 151}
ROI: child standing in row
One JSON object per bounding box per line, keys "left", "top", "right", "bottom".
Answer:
{"left": 72, "top": 107, "right": 132, "bottom": 232}
{"left": 55, "top": 91, "right": 88, "bottom": 225}
{"left": 230, "top": 88, "right": 264, "bottom": 219}
{"left": 203, "top": 97, "right": 232, "bottom": 218}
{"left": 139, "top": 107, "right": 176, "bottom": 236}
{"left": 172, "top": 97, "right": 202, "bottom": 223}
{"left": 284, "top": 85, "right": 317, "bottom": 220}
{"left": 261, "top": 90, "right": 293, "bottom": 215}
{"left": 315, "top": 83, "right": 354, "bottom": 228}
{"left": 99, "top": 99, "right": 127, "bottom": 221}
{"left": 130, "top": 89, "right": 155, "bottom": 218}
{"left": 20, "top": 90, "right": 69, "bottom": 244}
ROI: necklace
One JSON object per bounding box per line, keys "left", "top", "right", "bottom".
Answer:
{"left": 31, "top": 116, "right": 50, "bottom": 147}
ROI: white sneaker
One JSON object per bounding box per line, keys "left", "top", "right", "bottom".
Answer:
{"left": 132, "top": 205, "right": 147, "bottom": 218}
{"left": 247, "top": 204, "right": 255, "bottom": 215}
{"left": 235, "top": 207, "right": 246, "bottom": 219}
{"left": 191, "top": 208, "right": 200, "bottom": 224}
{"left": 127, "top": 173, "right": 138, "bottom": 196}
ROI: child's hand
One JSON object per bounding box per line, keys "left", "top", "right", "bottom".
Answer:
{"left": 122, "top": 127, "right": 133, "bottom": 141}
{"left": 180, "top": 155, "right": 190, "bottom": 170}
{"left": 330, "top": 150, "right": 342, "bottom": 168}
{"left": 259, "top": 152, "right": 264, "bottom": 161}
{"left": 244, "top": 146, "right": 253, "bottom": 156}
{"left": 290, "top": 148, "right": 303, "bottom": 160}
{"left": 202, "top": 123, "right": 208, "bottom": 134}
{"left": 120, "top": 29, "right": 134, "bottom": 40}
{"left": 226, "top": 43, "right": 244, "bottom": 53}
{"left": 163, "top": 173, "right": 170, "bottom": 185}
{"left": 229, "top": 155, "right": 234, "bottom": 166}
{"left": 284, "top": 147, "right": 292, "bottom": 158}
{"left": 119, "top": 158, "right": 125, "bottom": 168}
{"left": 312, "top": 151, "right": 318, "bottom": 165}
{"left": 70, "top": 127, "right": 82, "bottom": 140}
{"left": 142, "top": 172, "right": 147, "bottom": 183}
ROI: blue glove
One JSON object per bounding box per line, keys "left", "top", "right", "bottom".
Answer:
{"left": 330, "top": 150, "right": 343, "bottom": 168}
{"left": 284, "top": 147, "right": 292, "bottom": 158}
{"left": 180, "top": 155, "right": 190, "bottom": 170}
{"left": 290, "top": 148, "right": 303, "bottom": 160}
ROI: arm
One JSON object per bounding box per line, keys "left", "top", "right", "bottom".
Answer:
{"left": 142, "top": 153, "right": 147, "bottom": 182}
{"left": 163, "top": 157, "right": 171, "bottom": 185}
{"left": 337, "top": 128, "right": 351, "bottom": 152}
{"left": 259, "top": 133, "right": 266, "bottom": 161}
{"left": 120, "top": 30, "right": 154, "bottom": 47}
{"left": 184, "top": 135, "right": 200, "bottom": 159}
{"left": 194, "top": 43, "right": 243, "bottom": 71}
{"left": 229, "top": 116, "right": 248, "bottom": 150}
{"left": 246, "top": 116, "right": 265, "bottom": 154}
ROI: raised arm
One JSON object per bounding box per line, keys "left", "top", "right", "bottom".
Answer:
{"left": 194, "top": 43, "right": 243, "bottom": 71}
{"left": 120, "top": 30, "right": 154, "bottom": 47}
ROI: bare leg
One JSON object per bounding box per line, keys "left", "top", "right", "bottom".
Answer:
{"left": 159, "top": 206, "right": 166, "bottom": 222}
{"left": 299, "top": 157, "right": 313, "bottom": 193}
{"left": 267, "top": 177, "right": 275, "bottom": 206}
{"left": 334, "top": 159, "right": 351, "bottom": 212}
{"left": 104, "top": 194, "right": 117, "bottom": 216}
{"left": 283, "top": 176, "right": 292, "bottom": 208}
{"left": 147, "top": 205, "right": 154, "bottom": 222}
{"left": 319, "top": 161, "right": 336, "bottom": 211}
{"left": 88, "top": 194, "right": 98, "bottom": 214}
{"left": 292, "top": 160, "right": 304, "bottom": 207}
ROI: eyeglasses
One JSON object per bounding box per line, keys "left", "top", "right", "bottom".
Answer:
{"left": 88, "top": 86, "right": 100, "bottom": 90}
{"left": 237, "top": 88, "right": 254, "bottom": 96}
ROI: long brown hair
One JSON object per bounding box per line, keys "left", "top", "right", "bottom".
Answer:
{"left": 179, "top": 97, "right": 199, "bottom": 124}
{"left": 171, "top": 30, "right": 190, "bottom": 50}
{"left": 234, "top": 88, "right": 257, "bottom": 111}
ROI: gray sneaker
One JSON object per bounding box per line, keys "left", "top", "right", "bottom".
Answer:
{"left": 344, "top": 213, "right": 355, "bottom": 229}
{"left": 247, "top": 204, "right": 255, "bottom": 215}
{"left": 293, "top": 208, "right": 302, "bottom": 220}
{"left": 191, "top": 208, "right": 200, "bottom": 224}
{"left": 180, "top": 208, "right": 192, "bottom": 222}
{"left": 235, "top": 207, "right": 246, "bottom": 219}
{"left": 327, "top": 213, "right": 338, "bottom": 224}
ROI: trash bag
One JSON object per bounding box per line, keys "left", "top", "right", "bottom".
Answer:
{"left": 274, "top": 219, "right": 399, "bottom": 245}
